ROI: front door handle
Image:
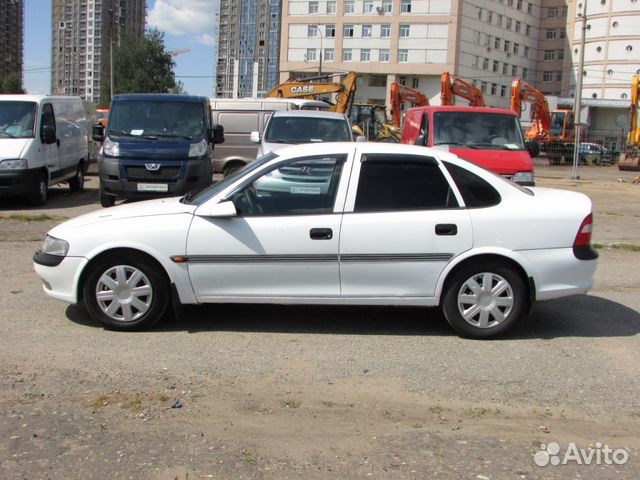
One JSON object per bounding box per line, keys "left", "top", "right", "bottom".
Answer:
{"left": 435, "top": 224, "right": 457, "bottom": 236}
{"left": 310, "top": 228, "right": 333, "bottom": 240}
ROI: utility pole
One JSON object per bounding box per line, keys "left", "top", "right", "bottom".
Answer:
{"left": 109, "top": 7, "right": 115, "bottom": 101}
{"left": 571, "top": 0, "right": 588, "bottom": 180}
{"left": 316, "top": 26, "right": 323, "bottom": 76}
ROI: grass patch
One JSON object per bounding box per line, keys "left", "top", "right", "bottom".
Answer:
{"left": 428, "top": 405, "right": 444, "bottom": 415}
{"left": 611, "top": 243, "right": 640, "bottom": 252}
{"left": 0, "top": 214, "right": 66, "bottom": 222}
{"left": 592, "top": 243, "right": 604, "bottom": 249}
{"left": 10, "top": 290, "right": 22, "bottom": 294}
{"left": 284, "top": 399, "right": 301, "bottom": 409}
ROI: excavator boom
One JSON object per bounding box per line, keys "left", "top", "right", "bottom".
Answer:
{"left": 511, "top": 78, "right": 553, "bottom": 141}
{"left": 390, "top": 82, "right": 430, "bottom": 128}
{"left": 440, "top": 72, "right": 486, "bottom": 107}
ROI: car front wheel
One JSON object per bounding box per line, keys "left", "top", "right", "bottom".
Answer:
{"left": 442, "top": 261, "right": 526, "bottom": 339}
{"left": 83, "top": 254, "right": 169, "bottom": 330}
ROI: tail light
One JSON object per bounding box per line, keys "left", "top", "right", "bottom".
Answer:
{"left": 573, "top": 213, "right": 598, "bottom": 260}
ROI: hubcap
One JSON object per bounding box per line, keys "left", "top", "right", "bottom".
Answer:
{"left": 95, "top": 265, "right": 152, "bottom": 323}
{"left": 457, "top": 272, "right": 514, "bottom": 329}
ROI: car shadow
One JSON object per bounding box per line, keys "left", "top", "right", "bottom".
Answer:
{"left": 66, "top": 294, "right": 640, "bottom": 340}
{"left": 0, "top": 185, "right": 99, "bottom": 211}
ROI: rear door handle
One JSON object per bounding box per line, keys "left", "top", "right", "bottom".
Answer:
{"left": 435, "top": 224, "right": 457, "bottom": 236}
{"left": 310, "top": 228, "right": 333, "bottom": 240}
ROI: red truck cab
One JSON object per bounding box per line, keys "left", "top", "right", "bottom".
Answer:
{"left": 401, "top": 106, "right": 535, "bottom": 186}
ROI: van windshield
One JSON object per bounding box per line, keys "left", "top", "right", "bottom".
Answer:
{"left": 264, "top": 116, "right": 352, "bottom": 144}
{"left": 0, "top": 101, "right": 36, "bottom": 139}
{"left": 433, "top": 111, "right": 526, "bottom": 150}
{"left": 107, "top": 100, "right": 205, "bottom": 140}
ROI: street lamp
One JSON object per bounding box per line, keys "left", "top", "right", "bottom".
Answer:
{"left": 571, "top": 0, "right": 588, "bottom": 180}
{"left": 315, "top": 25, "right": 323, "bottom": 75}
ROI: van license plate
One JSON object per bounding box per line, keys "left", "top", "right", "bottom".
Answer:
{"left": 138, "top": 183, "right": 168, "bottom": 192}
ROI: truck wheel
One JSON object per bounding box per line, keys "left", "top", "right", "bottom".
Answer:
{"left": 99, "top": 185, "right": 116, "bottom": 208}
{"left": 69, "top": 162, "right": 85, "bottom": 192}
{"left": 83, "top": 254, "right": 169, "bottom": 330}
{"left": 29, "top": 172, "right": 48, "bottom": 206}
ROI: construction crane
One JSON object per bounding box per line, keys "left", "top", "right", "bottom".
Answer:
{"left": 440, "top": 72, "right": 486, "bottom": 107}
{"left": 618, "top": 75, "right": 640, "bottom": 171}
{"left": 168, "top": 48, "right": 190, "bottom": 57}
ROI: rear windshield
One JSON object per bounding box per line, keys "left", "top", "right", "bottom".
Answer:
{"left": 0, "top": 101, "right": 36, "bottom": 139}
{"left": 264, "top": 116, "right": 352, "bottom": 144}
{"left": 108, "top": 100, "right": 206, "bottom": 140}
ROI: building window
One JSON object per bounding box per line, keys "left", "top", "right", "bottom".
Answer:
{"left": 558, "top": 50, "right": 564, "bottom": 60}
{"left": 501, "top": 85, "right": 507, "bottom": 97}
{"left": 309, "top": 1, "right": 319, "bottom": 14}
{"left": 324, "top": 48, "right": 334, "bottom": 61}
{"left": 526, "top": 24, "right": 532, "bottom": 36}
{"left": 400, "top": 24, "right": 410, "bottom": 38}
{"left": 524, "top": 46, "right": 529, "bottom": 57}
{"left": 482, "top": 58, "right": 489, "bottom": 70}
{"left": 504, "top": 40, "right": 511, "bottom": 52}
{"left": 543, "top": 71, "right": 553, "bottom": 82}
{"left": 502, "top": 63, "right": 508, "bottom": 75}
{"left": 494, "top": 37, "right": 501, "bottom": 49}
{"left": 487, "top": 11, "right": 493, "bottom": 23}
{"left": 497, "top": 14, "right": 503, "bottom": 27}
{"left": 544, "top": 50, "right": 555, "bottom": 61}
{"left": 506, "top": 18, "right": 512, "bottom": 29}
{"left": 561, "top": 6, "right": 568, "bottom": 17}
{"left": 513, "top": 43, "right": 519, "bottom": 55}
{"left": 326, "top": 24, "right": 336, "bottom": 38}
{"left": 493, "top": 60, "right": 499, "bottom": 72}
{"left": 362, "top": 24, "right": 372, "bottom": 37}
{"left": 343, "top": 48, "right": 352, "bottom": 61}
{"left": 527, "top": 2, "right": 533, "bottom": 14}
{"left": 515, "top": 21, "right": 521, "bottom": 33}
{"left": 511, "top": 65, "right": 517, "bottom": 76}
{"left": 546, "top": 29, "right": 557, "bottom": 40}
{"left": 363, "top": 0, "right": 374, "bottom": 13}
{"left": 491, "top": 83, "right": 497, "bottom": 95}
{"left": 308, "top": 25, "right": 318, "bottom": 37}
{"left": 383, "top": 0, "right": 393, "bottom": 13}
{"left": 560, "top": 28, "right": 566, "bottom": 39}
{"left": 344, "top": 24, "right": 354, "bottom": 37}
{"left": 345, "top": 0, "right": 355, "bottom": 14}
{"left": 401, "top": 0, "right": 412, "bottom": 13}
{"left": 398, "top": 49, "right": 409, "bottom": 62}
{"left": 522, "top": 68, "right": 528, "bottom": 80}
{"left": 556, "top": 72, "right": 563, "bottom": 81}
{"left": 381, "top": 24, "right": 391, "bottom": 38}
{"left": 480, "top": 81, "right": 487, "bottom": 93}
{"left": 516, "top": 0, "right": 523, "bottom": 10}
{"left": 326, "top": 1, "right": 336, "bottom": 14}
{"left": 548, "top": 7, "right": 558, "bottom": 17}
{"left": 306, "top": 48, "right": 317, "bottom": 61}
{"left": 478, "top": 7, "right": 483, "bottom": 20}
{"left": 361, "top": 48, "right": 371, "bottom": 61}
{"left": 379, "top": 49, "right": 390, "bottom": 62}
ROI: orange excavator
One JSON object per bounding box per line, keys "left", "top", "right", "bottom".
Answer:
{"left": 390, "top": 82, "right": 430, "bottom": 128}
{"left": 266, "top": 72, "right": 357, "bottom": 114}
{"left": 618, "top": 75, "right": 640, "bottom": 171}
{"left": 440, "top": 72, "right": 486, "bottom": 107}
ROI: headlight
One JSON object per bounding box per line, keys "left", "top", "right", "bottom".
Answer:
{"left": 0, "top": 159, "right": 28, "bottom": 170}
{"left": 41, "top": 235, "right": 69, "bottom": 257}
{"left": 512, "top": 171, "right": 534, "bottom": 184}
{"left": 103, "top": 137, "right": 120, "bottom": 156}
{"left": 188, "top": 139, "right": 208, "bottom": 158}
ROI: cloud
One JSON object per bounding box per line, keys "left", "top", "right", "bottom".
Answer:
{"left": 197, "top": 34, "right": 216, "bottom": 46}
{"left": 148, "top": 0, "right": 218, "bottom": 37}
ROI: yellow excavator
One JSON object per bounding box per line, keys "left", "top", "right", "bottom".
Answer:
{"left": 618, "top": 75, "right": 640, "bottom": 171}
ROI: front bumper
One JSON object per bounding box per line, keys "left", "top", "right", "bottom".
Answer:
{"left": 0, "top": 168, "right": 42, "bottom": 197}
{"left": 33, "top": 255, "right": 88, "bottom": 304}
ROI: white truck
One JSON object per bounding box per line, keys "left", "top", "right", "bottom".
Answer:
{"left": 0, "top": 95, "right": 88, "bottom": 205}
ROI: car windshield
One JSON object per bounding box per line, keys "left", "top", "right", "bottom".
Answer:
{"left": 433, "top": 111, "right": 526, "bottom": 150}
{"left": 107, "top": 100, "right": 205, "bottom": 139}
{"left": 0, "top": 101, "right": 36, "bottom": 139}
{"left": 264, "top": 116, "right": 352, "bottom": 144}
{"left": 184, "top": 151, "right": 280, "bottom": 206}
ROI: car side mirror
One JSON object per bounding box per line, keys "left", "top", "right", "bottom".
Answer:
{"left": 92, "top": 123, "right": 105, "bottom": 143}
{"left": 210, "top": 124, "right": 225, "bottom": 144}
{"left": 527, "top": 140, "right": 540, "bottom": 158}
{"left": 355, "top": 135, "right": 367, "bottom": 142}
{"left": 41, "top": 125, "right": 57, "bottom": 145}
{"left": 199, "top": 200, "right": 237, "bottom": 218}
{"left": 250, "top": 131, "right": 260, "bottom": 143}
{"left": 414, "top": 134, "right": 427, "bottom": 147}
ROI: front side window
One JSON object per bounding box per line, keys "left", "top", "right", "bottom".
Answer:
{"left": 230, "top": 155, "right": 346, "bottom": 216}
{"left": 0, "top": 101, "right": 37, "bottom": 139}
{"left": 355, "top": 155, "right": 457, "bottom": 212}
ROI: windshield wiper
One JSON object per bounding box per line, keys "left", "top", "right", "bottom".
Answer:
{"left": 433, "top": 141, "right": 468, "bottom": 147}
{"left": 270, "top": 139, "right": 298, "bottom": 144}
{"left": 153, "top": 134, "right": 193, "bottom": 140}
{"left": 181, "top": 189, "right": 198, "bottom": 204}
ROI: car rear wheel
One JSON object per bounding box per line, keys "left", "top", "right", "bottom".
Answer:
{"left": 442, "top": 261, "right": 526, "bottom": 339}
{"left": 83, "top": 254, "right": 169, "bottom": 330}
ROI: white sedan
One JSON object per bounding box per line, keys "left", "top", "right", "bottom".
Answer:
{"left": 34, "top": 143, "right": 598, "bottom": 338}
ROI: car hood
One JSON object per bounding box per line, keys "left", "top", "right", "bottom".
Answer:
{"left": 48, "top": 196, "right": 197, "bottom": 237}
{"left": 0, "top": 138, "right": 31, "bottom": 160}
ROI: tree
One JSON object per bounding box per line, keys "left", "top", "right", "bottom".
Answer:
{"left": 99, "top": 28, "right": 182, "bottom": 106}
{"left": 0, "top": 73, "right": 24, "bottom": 94}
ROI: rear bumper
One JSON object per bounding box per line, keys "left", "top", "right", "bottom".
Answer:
{"left": 0, "top": 168, "right": 41, "bottom": 197}
{"left": 518, "top": 247, "right": 597, "bottom": 301}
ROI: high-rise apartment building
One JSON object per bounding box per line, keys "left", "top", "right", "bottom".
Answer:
{"left": 0, "top": 0, "right": 24, "bottom": 90}
{"left": 215, "top": 0, "right": 281, "bottom": 98}
{"left": 51, "top": 0, "right": 146, "bottom": 104}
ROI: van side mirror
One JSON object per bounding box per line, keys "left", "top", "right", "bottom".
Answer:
{"left": 414, "top": 134, "right": 427, "bottom": 147}
{"left": 92, "top": 123, "right": 105, "bottom": 143}
{"left": 527, "top": 140, "right": 540, "bottom": 158}
{"left": 250, "top": 131, "right": 260, "bottom": 143}
{"left": 210, "top": 124, "right": 225, "bottom": 144}
{"left": 41, "top": 125, "right": 57, "bottom": 145}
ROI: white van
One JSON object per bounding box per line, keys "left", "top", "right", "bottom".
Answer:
{"left": 210, "top": 97, "right": 329, "bottom": 176}
{"left": 0, "top": 95, "right": 88, "bottom": 205}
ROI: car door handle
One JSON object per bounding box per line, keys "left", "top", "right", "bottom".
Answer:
{"left": 310, "top": 228, "right": 333, "bottom": 240}
{"left": 435, "top": 224, "right": 457, "bottom": 236}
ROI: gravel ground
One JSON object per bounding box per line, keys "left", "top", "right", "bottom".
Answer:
{"left": 0, "top": 164, "right": 639, "bottom": 480}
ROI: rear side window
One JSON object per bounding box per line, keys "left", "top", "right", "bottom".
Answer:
{"left": 355, "top": 154, "right": 458, "bottom": 212}
{"left": 443, "top": 162, "right": 501, "bottom": 208}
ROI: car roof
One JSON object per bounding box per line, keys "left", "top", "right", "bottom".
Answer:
{"left": 271, "top": 110, "right": 347, "bottom": 119}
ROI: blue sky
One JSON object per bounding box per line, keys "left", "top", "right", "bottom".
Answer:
{"left": 23, "top": 0, "right": 218, "bottom": 97}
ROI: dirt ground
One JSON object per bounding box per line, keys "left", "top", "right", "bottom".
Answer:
{"left": 0, "top": 163, "right": 639, "bottom": 480}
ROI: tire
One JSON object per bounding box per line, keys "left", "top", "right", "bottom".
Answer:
{"left": 442, "top": 261, "right": 527, "bottom": 339}
{"left": 223, "top": 163, "right": 244, "bottom": 177}
{"left": 69, "top": 162, "right": 85, "bottom": 192}
{"left": 99, "top": 185, "right": 116, "bottom": 207}
{"left": 29, "top": 172, "right": 48, "bottom": 206}
{"left": 83, "top": 254, "right": 169, "bottom": 331}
